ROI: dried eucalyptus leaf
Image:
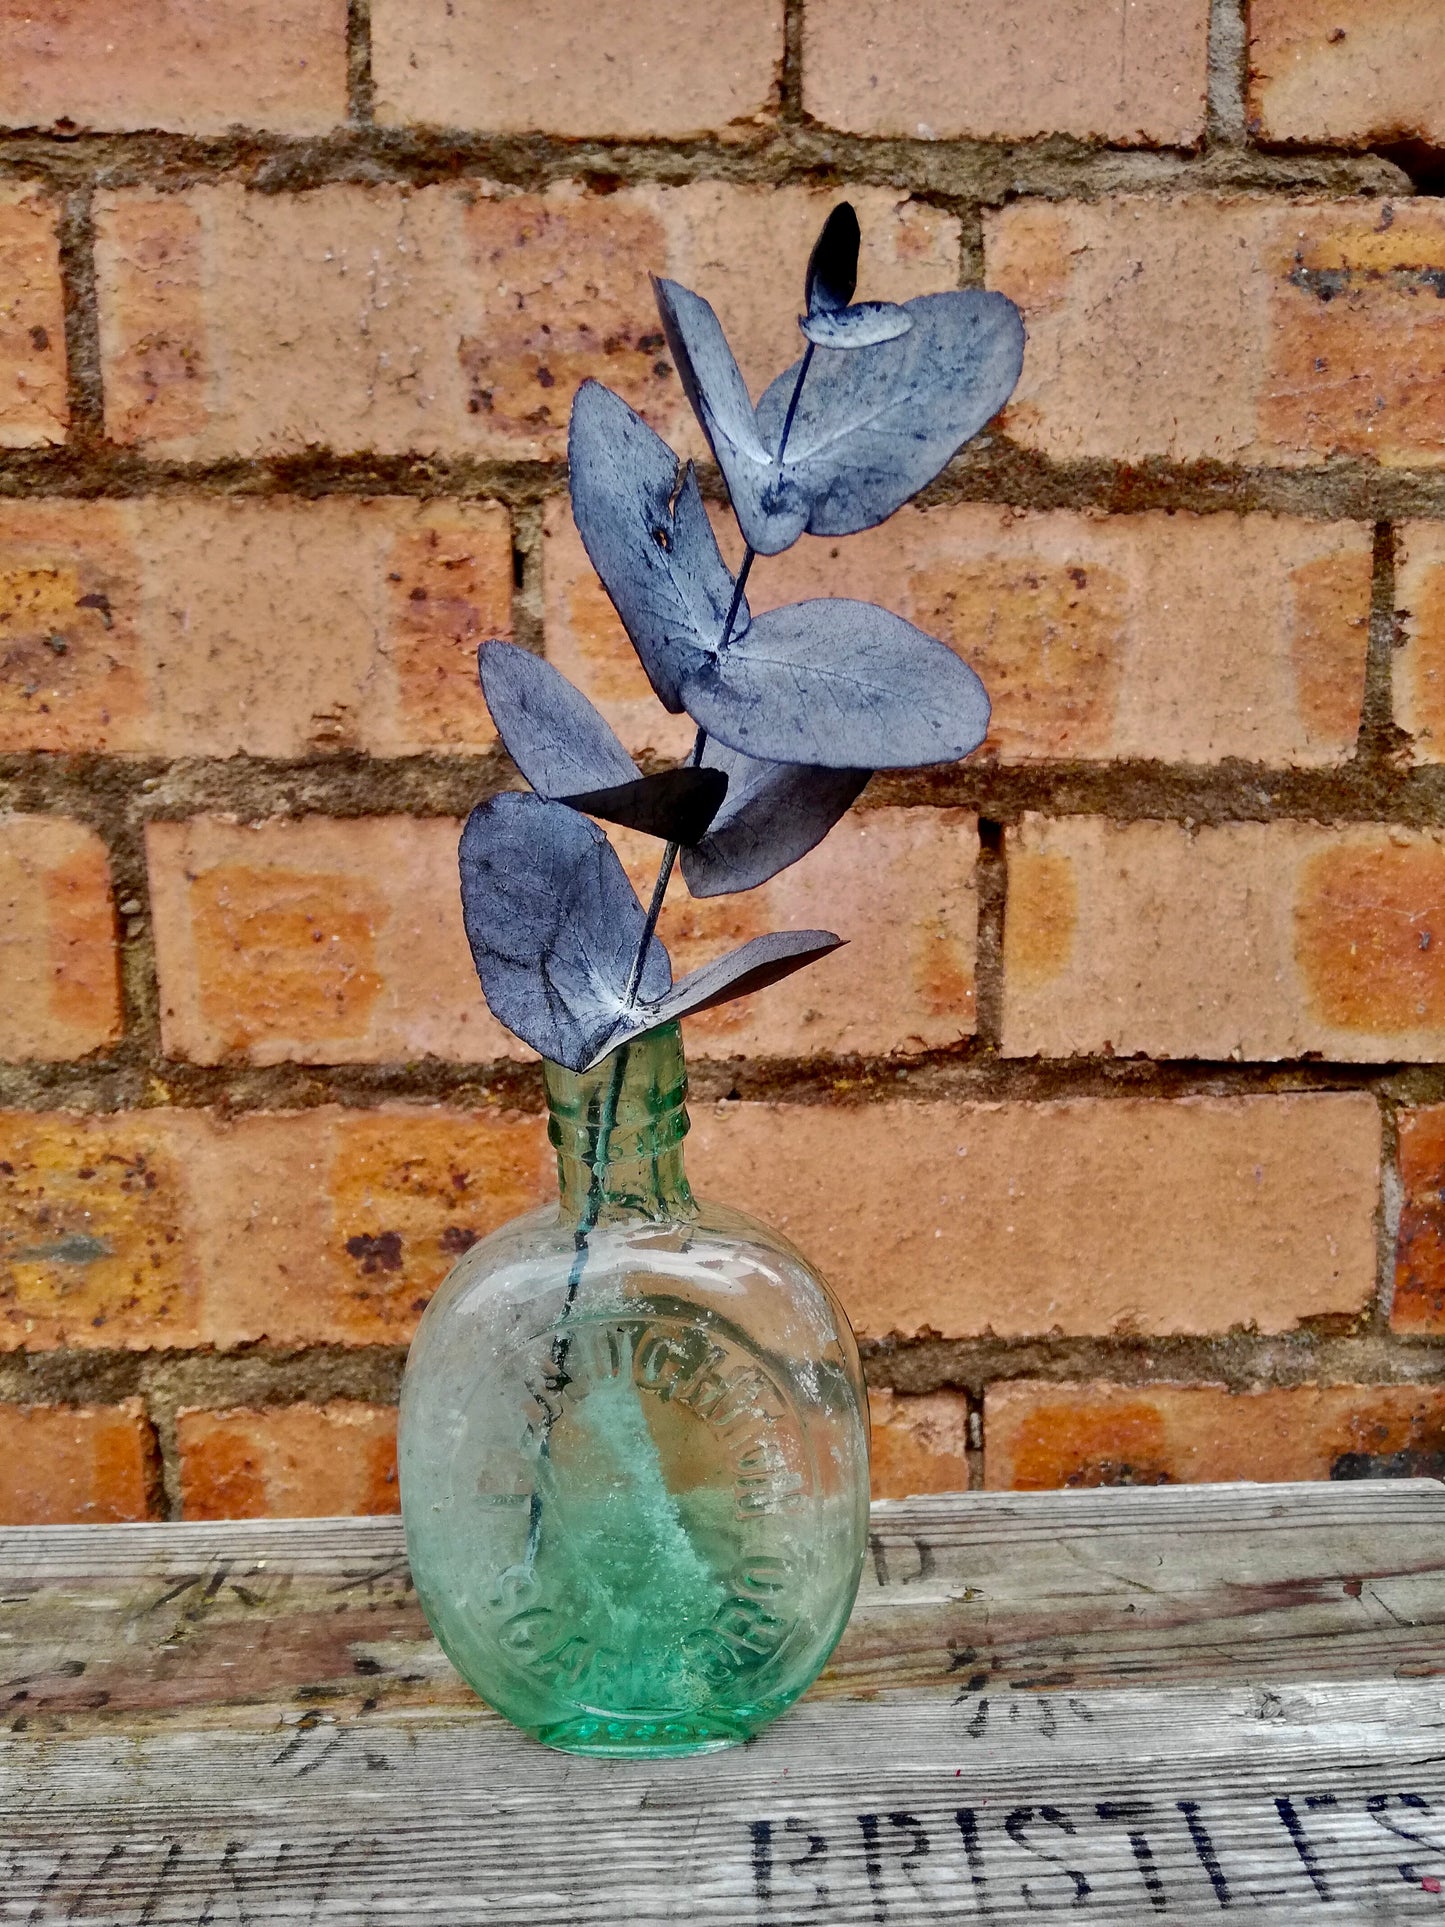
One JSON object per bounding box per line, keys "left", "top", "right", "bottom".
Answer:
{"left": 681, "top": 743, "right": 869, "bottom": 897}
{"left": 591, "top": 929, "right": 845, "bottom": 1064}
{"left": 800, "top": 302, "right": 913, "bottom": 349}
{"left": 568, "top": 379, "right": 744, "bottom": 710}
{"left": 805, "top": 203, "right": 860, "bottom": 315}
{"left": 459, "top": 791, "right": 670, "bottom": 1073}
{"left": 754, "top": 290, "right": 1025, "bottom": 540}
{"left": 679, "top": 598, "right": 990, "bottom": 770}
{"left": 655, "top": 278, "right": 1022, "bottom": 555}
{"left": 562, "top": 766, "right": 729, "bottom": 847}
{"left": 478, "top": 640, "right": 636, "bottom": 798}
{"left": 651, "top": 276, "right": 811, "bottom": 558}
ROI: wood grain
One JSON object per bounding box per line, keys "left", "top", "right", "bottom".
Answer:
{"left": 3, "top": 1482, "right": 1444, "bottom": 1921}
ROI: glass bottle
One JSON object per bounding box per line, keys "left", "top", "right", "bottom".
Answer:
{"left": 399, "top": 1020, "right": 870, "bottom": 1757}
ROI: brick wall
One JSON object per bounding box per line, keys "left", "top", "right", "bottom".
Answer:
{"left": 2, "top": 0, "right": 1444, "bottom": 1522}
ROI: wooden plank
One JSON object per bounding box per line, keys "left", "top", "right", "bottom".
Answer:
{"left": 2, "top": 1482, "right": 1442, "bottom": 1730}
{"left": 3, "top": 1684, "right": 1445, "bottom": 1920}
{"left": 3, "top": 1483, "right": 1444, "bottom": 1922}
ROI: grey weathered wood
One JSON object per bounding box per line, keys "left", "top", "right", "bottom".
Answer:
{"left": 3, "top": 1482, "right": 1445, "bottom": 1922}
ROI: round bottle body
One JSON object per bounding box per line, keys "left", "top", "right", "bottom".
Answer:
{"left": 399, "top": 1192, "right": 869, "bottom": 1757}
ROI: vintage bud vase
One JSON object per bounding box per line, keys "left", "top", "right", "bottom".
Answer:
{"left": 399, "top": 1022, "right": 870, "bottom": 1757}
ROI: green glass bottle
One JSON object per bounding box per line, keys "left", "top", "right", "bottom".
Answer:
{"left": 399, "top": 1021, "right": 870, "bottom": 1757}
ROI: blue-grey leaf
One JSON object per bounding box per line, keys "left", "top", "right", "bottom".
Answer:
{"left": 568, "top": 379, "right": 745, "bottom": 710}
{"left": 799, "top": 302, "right": 913, "bottom": 349}
{"left": 656, "top": 278, "right": 1022, "bottom": 555}
{"left": 681, "top": 742, "right": 869, "bottom": 896}
{"left": 563, "top": 766, "right": 729, "bottom": 847}
{"left": 478, "top": 640, "right": 637, "bottom": 798}
{"left": 591, "top": 929, "right": 845, "bottom": 1064}
{"left": 679, "top": 598, "right": 990, "bottom": 769}
{"left": 651, "top": 276, "right": 811, "bottom": 558}
{"left": 754, "top": 291, "right": 1024, "bottom": 540}
{"left": 805, "top": 203, "right": 859, "bottom": 315}
{"left": 459, "top": 791, "right": 670, "bottom": 1073}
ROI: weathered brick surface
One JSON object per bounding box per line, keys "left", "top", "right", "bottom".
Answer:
{"left": 373, "top": 0, "right": 782, "bottom": 138}
{"left": 868, "top": 1388, "right": 970, "bottom": 1499}
{"left": 147, "top": 815, "right": 516, "bottom": 1066}
{"left": 987, "top": 195, "right": 1445, "bottom": 467}
{"left": 1392, "top": 1106, "right": 1445, "bottom": 1335}
{"left": 0, "top": 816, "right": 121, "bottom": 1061}
{"left": 147, "top": 809, "right": 974, "bottom": 1068}
{"left": 197, "top": 1105, "right": 551, "bottom": 1347}
{"left": 1395, "top": 522, "right": 1445, "bottom": 765}
{"left": 804, "top": 0, "right": 1208, "bottom": 144}
{"left": 94, "top": 184, "right": 957, "bottom": 460}
{"left": 0, "top": 497, "right": 512, "bottom": 757}
{"left": 0, "top": 1111, "right": 207, "bottom": 1350}
{"left": 177, "top": 1402, "right": 399, "bottom": 1519}
{"left": 0, "top": 1104, "right": 551, "bottom": 1352}
{"left": 1004, "top": 816, "right": 1445, "bottom": 1063}
{"left": 616, "top": 809, "right": 979, "bottom": 1059}
{"left": 986, "top": 1381, "right": 1445, "bottom": 1489}
{"left": 0, "top": 0, "right": 348, "bottom": 135}
{"left": 0, "top": 1399, "right": 155, "bottom": 1524}
{"left": 1248, "top": 0, "right": 1445, "bottom": 149}
{"left": 547, "top": 501, "right": 1371, "bottom": 767}
{"left": 687, "top": 1094, "right": 1379, "bottom": 1339}
{"left": 0, "top": 186, "right": 66, "bottom": 448}
{"left": 740, "top": 508, "right": 1371, "bottom": 766}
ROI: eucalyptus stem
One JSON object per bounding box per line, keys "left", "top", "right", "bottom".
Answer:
{"left": 526, "top": 345, "right": 817, "bottom": 1570}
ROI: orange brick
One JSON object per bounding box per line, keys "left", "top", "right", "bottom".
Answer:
{"left": 198, "top": 1105, "right": 551, "bottom": 1346}
{"left": 147, "top": 815, "right": 519, "bottom": 1067}
{"left": 985, "top": 1381, "right": 1445, "bottom": 1489}
{"left": 549, "top": 501, "right": 1371, "bottom": 767}
{"left": 373, "top": 0, "right": 782, "bottom": 138}
{"left": 0, "top": 496, "right": 511, "bottom": 757}
{"left": 0, "top": 817, "right": 121, "bottom": 1060}
{"left": 805, "top": 0, "right": 1207, "bottom": 143}
{"left": 0, "top": 0, "right": 347, "bottom": 135}
{"left": 987, "top": 195, "right": 1445, "bottom": 467}
{"left": 687, "top": 1093, "right": 1379, "bottom": 1339}
{"left": 1249, "top": 0, "right": 1445, "bottom": 148}
{"left": 0, "top": 1111, "right": 206, "bottom": 1350}
{"left": 1392, "top": 1106, "right": 1445, "bottom": 1334}
{"left": 1395, "top": 522, "right": 1445, "bottom": 764}
{"left": 0, "top": 185, "right": 66, "bottom": 448}
{"left": 1005, "top": 816, "right": 1445, "bottom": 1062}
{"left": 0, "top": 501, "right": 149, "bottom": 753}
{"left": 615, "top": 808, "right": 978, "bottom": 1059}
{"left": 868, "top": 1387, "right": 969, "bottom": 1499}
{"left": 94, "top": 183, "right": 957, "bottom": 460}
{"left": 177, "top": 1402, "right": 399, "bottom": 1519}
{"left": 0, "top": 1399, "right": 154, "bottom": 1523}
{"left": 742, "top": 507, "right": 1369, "bottom": 766}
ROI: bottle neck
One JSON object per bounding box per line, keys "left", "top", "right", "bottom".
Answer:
{"left": 544, "top": 1022, "right": 696, "bottom": 1225}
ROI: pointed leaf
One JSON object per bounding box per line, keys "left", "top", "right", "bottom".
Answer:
{"left": 589, "top": 930, "right": 844, "bottom": 1065}
{"left": 652, "top": 276, "right": 811, "bottom": 557}
{"left": 478, "top": 640, "right": 637, "bottom": 798}
{"left": 754, "top": 291, "right": 1024, "bottom": 540}
{"left": 563, "top": 766, "right": 729, "bottom": 847}
{"left": 800, "top": 302, "right": 913, "bottom": 349}
{"left": 679, "top": 598, "right": 990, "bottom": 770}
{"left": 568, "top": 379, "right": 745, "bottom": 710}
{"left": 805, "top": 203, "right": 859, "bottom": 315}
{"left": 655, "top": 277, "right": 1023, "bottom": 555}
{"left": 459, "top": 792, "right": 670, "bottom": 1073}
{"left": 681, "top": 743, "right": 869, "bottom": 897}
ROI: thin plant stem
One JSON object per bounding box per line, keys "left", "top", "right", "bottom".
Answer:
{"left": 525, "top": 346, "right": 818, "bottom": 1569}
